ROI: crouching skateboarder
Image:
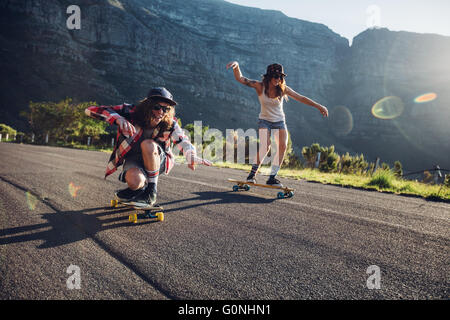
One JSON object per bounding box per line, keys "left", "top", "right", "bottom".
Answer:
{"left": 85, "top": 87, "right": 211, "bottom": 207}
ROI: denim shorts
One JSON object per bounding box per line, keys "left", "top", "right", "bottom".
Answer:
{"left": 118, "top": 143, "right": 167, "bottom": 183}
{"left": 258, "top": 119, "right": 287, "bottom": 131}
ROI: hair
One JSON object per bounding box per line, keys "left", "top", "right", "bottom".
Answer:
{"left": 131, "top": 98, "right": 175, "bottom": 131}
{"left": 262, "top": 74, "right": 288, "bottom": 101}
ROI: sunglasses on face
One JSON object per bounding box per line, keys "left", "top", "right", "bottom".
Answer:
{"left": 271, "top": 74, "right": 284, "bottom": 80}
{"left": 153, "top": 104, "right": 171, "bottom": 113}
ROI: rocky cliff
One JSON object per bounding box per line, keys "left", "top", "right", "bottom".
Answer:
{"left": 338, "top": 29, "right": 450, "bottom": 170}
{"left": 1, "top": 0, "right": 449, "bottom": 170}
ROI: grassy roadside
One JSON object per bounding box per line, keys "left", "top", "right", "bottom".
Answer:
{"left": 213, "top": 162, "right": 450, "bottom": 202}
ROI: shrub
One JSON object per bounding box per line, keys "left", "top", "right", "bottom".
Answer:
{"left": 301, "top": 143, "right": 339, "bottom": 172}
{"left": 393, "top": 161, "right": 403, "bottom": 177}
{"left": 339, "top": 152, "right": 368, "bottom": 175}
{"left": 423, "top": 171, "right": 433, "bottom": 184}
{"left": 302, "top": 143, "right": 322, "bottom": 168}
{"left": 319, "top": 148, "right": 339, "bottom": 172}
{"left": 381, "top": 162, "right": 390, "bottom": 170}
{"left": 368, "top": 169, "right": 395, "bottom": 189}
{"left": 444, "top": 174, "right": 450, "bottom": 188}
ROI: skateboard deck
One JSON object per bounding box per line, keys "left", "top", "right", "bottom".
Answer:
{"left": 110, "top": 198, "right": 164, "bottom": 223}
{"left": 228, "top": 178, "right": 294, "bottom": 199}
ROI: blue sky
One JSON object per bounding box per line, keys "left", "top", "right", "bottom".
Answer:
{"left": 225, "top": 0, "right": 450, "bottom": 43}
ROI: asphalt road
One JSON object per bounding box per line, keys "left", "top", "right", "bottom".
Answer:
{"left": 0, "top": 143, "right": 448, "bottom": 300}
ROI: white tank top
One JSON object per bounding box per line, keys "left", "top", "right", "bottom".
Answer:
{"left": 257, "top": 89, "right": 286, "bottom": 122}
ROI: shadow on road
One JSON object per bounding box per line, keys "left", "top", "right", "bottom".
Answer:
{"left": 0, "top": 206, "right": 133, "bottom": 249}
{"left": 0, "top": 190, "right": 276, "bottom": 249}
{"left": 160, "top": 190, "right": 276, "bottom": 214}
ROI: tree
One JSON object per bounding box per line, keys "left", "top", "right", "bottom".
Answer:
{"left": 21, "top": 100, "right": 60, "bottom": 143}
{"left": 67, "top": 102, "right": 109, "bottom": 143}
{"left": 0, "top": 124, "right": 17, "bottom": 136}
{"left": 20, "top": 99, "right": 109, "bottom": 144}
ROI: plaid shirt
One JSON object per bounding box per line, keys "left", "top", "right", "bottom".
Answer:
{"left": 85, "top": 103, "right": 195, "bottom": 178}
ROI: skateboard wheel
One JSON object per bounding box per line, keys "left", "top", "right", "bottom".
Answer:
{"left": 287, "top": 191, "right": 294, "bottom": 198}
{"left": 111, "top": 199, "right": 118, "bottom": 207}
{"left": 129, "top": 213, "right": 138, "bottom": 223}
{"left": 277, "top": 192, "right": 285, "bottom": 199}
{"left": 156, "top": 212, "right": 164, "bottom": 222}
{"left": 232, "top": 185, "right": 239, "bottom": 192}
{"left": 244, "top": 184, "right": 250, "bottom": 191}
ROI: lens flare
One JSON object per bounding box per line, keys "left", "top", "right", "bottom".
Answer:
{"left": 371, "top": 96, "right": 404, "bottom": 120}
{"left": 330, "top": 106, "right": 353, "bottom": 136}
{"left": 26, "top": 191, "right": 38, "bottom": 211}
{"left": 68, "top": 182, "right": 82, "bottom": 198}
{"left": 414, "top": 93, "right": 437, "bottom": 104}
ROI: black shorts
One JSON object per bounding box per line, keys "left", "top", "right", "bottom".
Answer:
{"left": 118, "top": 143, "right": 167, "bottom": 183}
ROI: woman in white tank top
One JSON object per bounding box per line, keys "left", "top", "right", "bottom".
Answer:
{"left": 226, "top": 61, "right": 328, "bottom": 186}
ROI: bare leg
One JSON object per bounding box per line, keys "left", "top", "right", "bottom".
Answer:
{"left": 140, "top": 139, "right": 160, "bottom": 172}
{"left": 248, "top": 128, "right": 271, "bottom": 179}
{"left": 271, "top": 129, "right": 288, "bottom": 167}
{"left": 266, "top": 129, "right": 288, "bottom": 185}
{"left": 256, "top": 128, "right": 272, "bottom": 166}
{"left": 125, "top": 168, "right": 146, "bottom": 191}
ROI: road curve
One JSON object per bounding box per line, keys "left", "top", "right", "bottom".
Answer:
{"left": 0, "top": 143, "right": 448, "bottom": 299}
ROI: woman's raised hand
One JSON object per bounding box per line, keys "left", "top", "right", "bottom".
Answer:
{"left": 226, "top": 61, "right": 239, "bottom": 70}
{"left": 317, "top": 105, "right": 329, "bottom": 117}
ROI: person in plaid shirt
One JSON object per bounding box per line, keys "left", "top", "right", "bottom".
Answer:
{"left": 85, "top": 87, "right": 211, "bottom": 206}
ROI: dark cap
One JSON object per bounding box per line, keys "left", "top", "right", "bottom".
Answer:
{"left": 264, "top": 63, "right": 287, "bottom": 77}
{"left": 147, "top": 87, "right": 177, "bottom": 106}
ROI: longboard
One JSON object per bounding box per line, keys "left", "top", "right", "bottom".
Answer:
{"left": 110, "top": 198, "right": 164, "bottom": 223}
{"left": 228, "top": 178, "right": 294, "bottom": 199}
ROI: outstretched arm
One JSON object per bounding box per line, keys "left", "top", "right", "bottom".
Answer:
{"left": 85, "top": 103, "right": 137, "bottom": 137}
{"left": 226, "top": 61, "right": 262, "bottom": 92}
{"left": 285, "top": 86, "right": 329, "bottom": 117}
{"left": 170, "top": 121, "right": 212, "bottom": 171}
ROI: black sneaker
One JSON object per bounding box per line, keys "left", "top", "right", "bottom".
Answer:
{"left": 266, "top": 176, "right": 283, "bottom": 187}
{"left": 115, "top": 187, "right": 140, "bottom": 201}
{"left": 129, "top": 183, "right": 157, "bottom": 207}
{"left": 246, "top": 173, "right": 256, "bottom": 184}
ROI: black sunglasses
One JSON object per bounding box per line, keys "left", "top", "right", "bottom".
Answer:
{"left": 153, "top": 104, "right": 171, "bottom": 113}
{"left": 271, "top": 74, "right": 285, "bottom": 80}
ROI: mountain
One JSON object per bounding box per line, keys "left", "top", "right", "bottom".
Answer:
{"left": 339, "top": 28, "right": 450, "bottom": 170}
{"left": 1, "top": 0, "right": 449, "bottom": 171}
